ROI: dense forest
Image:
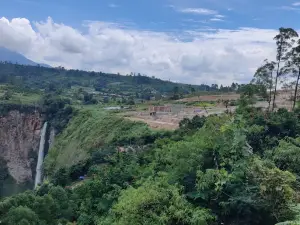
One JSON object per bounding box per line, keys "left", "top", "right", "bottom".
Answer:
{"left": 0, "top": 62, "right": 239, "bottom": 105}
{"left": 2, "top": 27, "right": 300, "bottom": 225}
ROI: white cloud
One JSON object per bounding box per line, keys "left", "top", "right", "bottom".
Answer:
{"left": 0, "top": 17, "right": 279, "bottom": 85}
{"left": 182, "top": 18, "right": 209, "bottom": 24}
{"left": 292, "top": 2, "right": 300, "bottom": 6}
{"left": 179, "top": 7, "right": 218, "bottom": 15}
{"left": 210, "top": 18, "right": 224, "bottom": 22}
{"left": 0, "top": 17, "right": 37, "bottom": 53}
{"left": 215, "top": 14, "right": 225, "bottom": 18}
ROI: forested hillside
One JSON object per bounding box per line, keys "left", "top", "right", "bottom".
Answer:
{"left": 0, "top": 62, "right": 238, "bottom": 105}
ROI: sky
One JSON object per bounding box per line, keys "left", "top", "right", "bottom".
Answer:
{"left": 1, "top": 0, "right": 300, "bottom": 85}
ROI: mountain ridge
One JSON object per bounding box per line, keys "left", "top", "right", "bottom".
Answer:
{"left": 0, "top": 47, "right": 50, "bottom": 67}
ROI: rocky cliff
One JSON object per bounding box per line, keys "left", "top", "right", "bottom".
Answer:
{"left": 0, "top": 110, "right": 42, "bottom": 183}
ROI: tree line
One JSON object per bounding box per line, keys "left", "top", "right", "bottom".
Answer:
{"left": 0, "top": 62, "right": 236, "bottom": 103}
{"left": 252, "top": 27, "right": 300, "bottom": 110}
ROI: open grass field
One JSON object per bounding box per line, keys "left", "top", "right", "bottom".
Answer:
{"left": 0, "top": 84, "right": 42, "bottom": 105}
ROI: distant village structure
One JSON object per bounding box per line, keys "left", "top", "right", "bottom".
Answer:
{"left": 148, "top": 104, "right": 186, "bottom": 116}
{"left": 148, "top": 105, "right": 172, "bottom": 113}
{"left": 148, "top": 105, "right": 171, "bottom": 116}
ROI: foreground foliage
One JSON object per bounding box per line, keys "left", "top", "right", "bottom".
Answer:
{"left": 2, "top": 104, "right": 300, "bottom": 225}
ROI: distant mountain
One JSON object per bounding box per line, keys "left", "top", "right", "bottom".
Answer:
{"left": 0, "top": 47, "right": 50, "bottom": 67}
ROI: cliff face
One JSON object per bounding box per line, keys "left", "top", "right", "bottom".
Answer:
{"left": 0, "top": 110, "right": 42, "bottom": 183}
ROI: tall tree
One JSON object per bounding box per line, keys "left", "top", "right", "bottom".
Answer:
{"left": 252, "top": 59, "right": 275, "bottom": 110}
{"left": 285, "top": 40, "right": 300, "bottom": 109}
{"left": 272, "top": 28, "right": 298, "bottom": 111}
{"left": 231, "top": 82, "right": 237, "bottom": 91}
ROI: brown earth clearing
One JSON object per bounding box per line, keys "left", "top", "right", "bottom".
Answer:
{"left": 124, "top": 91, "right": 296, "bottom": 130}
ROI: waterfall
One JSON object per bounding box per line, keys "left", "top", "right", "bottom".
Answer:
{"left": 34, "top": 122, "right": 48, "bottom": 188}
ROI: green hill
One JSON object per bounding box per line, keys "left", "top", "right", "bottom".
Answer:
{"left": 44, "top": 109, "right": 169, "bottom": 175}
{"left": 0, "top": 62, "right": 213, "bottom": 103}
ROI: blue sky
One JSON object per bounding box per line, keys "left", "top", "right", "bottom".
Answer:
{"left": 1, "top": 0, "right": 300, "bottom": 84}
{"left": 3, "top": 0, "right": 300, "bottom": 30}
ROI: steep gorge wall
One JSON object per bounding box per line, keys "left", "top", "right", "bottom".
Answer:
{"left": 0, "top": 110, "right": 42, "bottom": 183}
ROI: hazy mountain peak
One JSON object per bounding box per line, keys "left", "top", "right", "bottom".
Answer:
{"left": 0, "top": 47, "right": 50, "bottom": 67}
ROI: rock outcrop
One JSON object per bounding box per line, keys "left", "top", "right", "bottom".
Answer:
{"left": 0, "top": 110, "right": 42, "bottom": 183}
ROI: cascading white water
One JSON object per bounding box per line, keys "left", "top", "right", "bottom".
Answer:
{"left": 34, "top": 122, "right": 47, "bottom": 188}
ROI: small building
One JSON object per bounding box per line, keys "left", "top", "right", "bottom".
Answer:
{"left": 148, "top": 105, "right": 172, "bottom": 113}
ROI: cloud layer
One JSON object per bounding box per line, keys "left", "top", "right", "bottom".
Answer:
{"left": 0, "top": 17, "right": 279, "bottom": 85}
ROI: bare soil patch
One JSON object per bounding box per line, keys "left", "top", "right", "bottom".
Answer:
{"left": 177, "top": 94, "right": 240, "bottom": 102}
{"left": 127, "top": 117, "right": 179, "bottom": 130}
